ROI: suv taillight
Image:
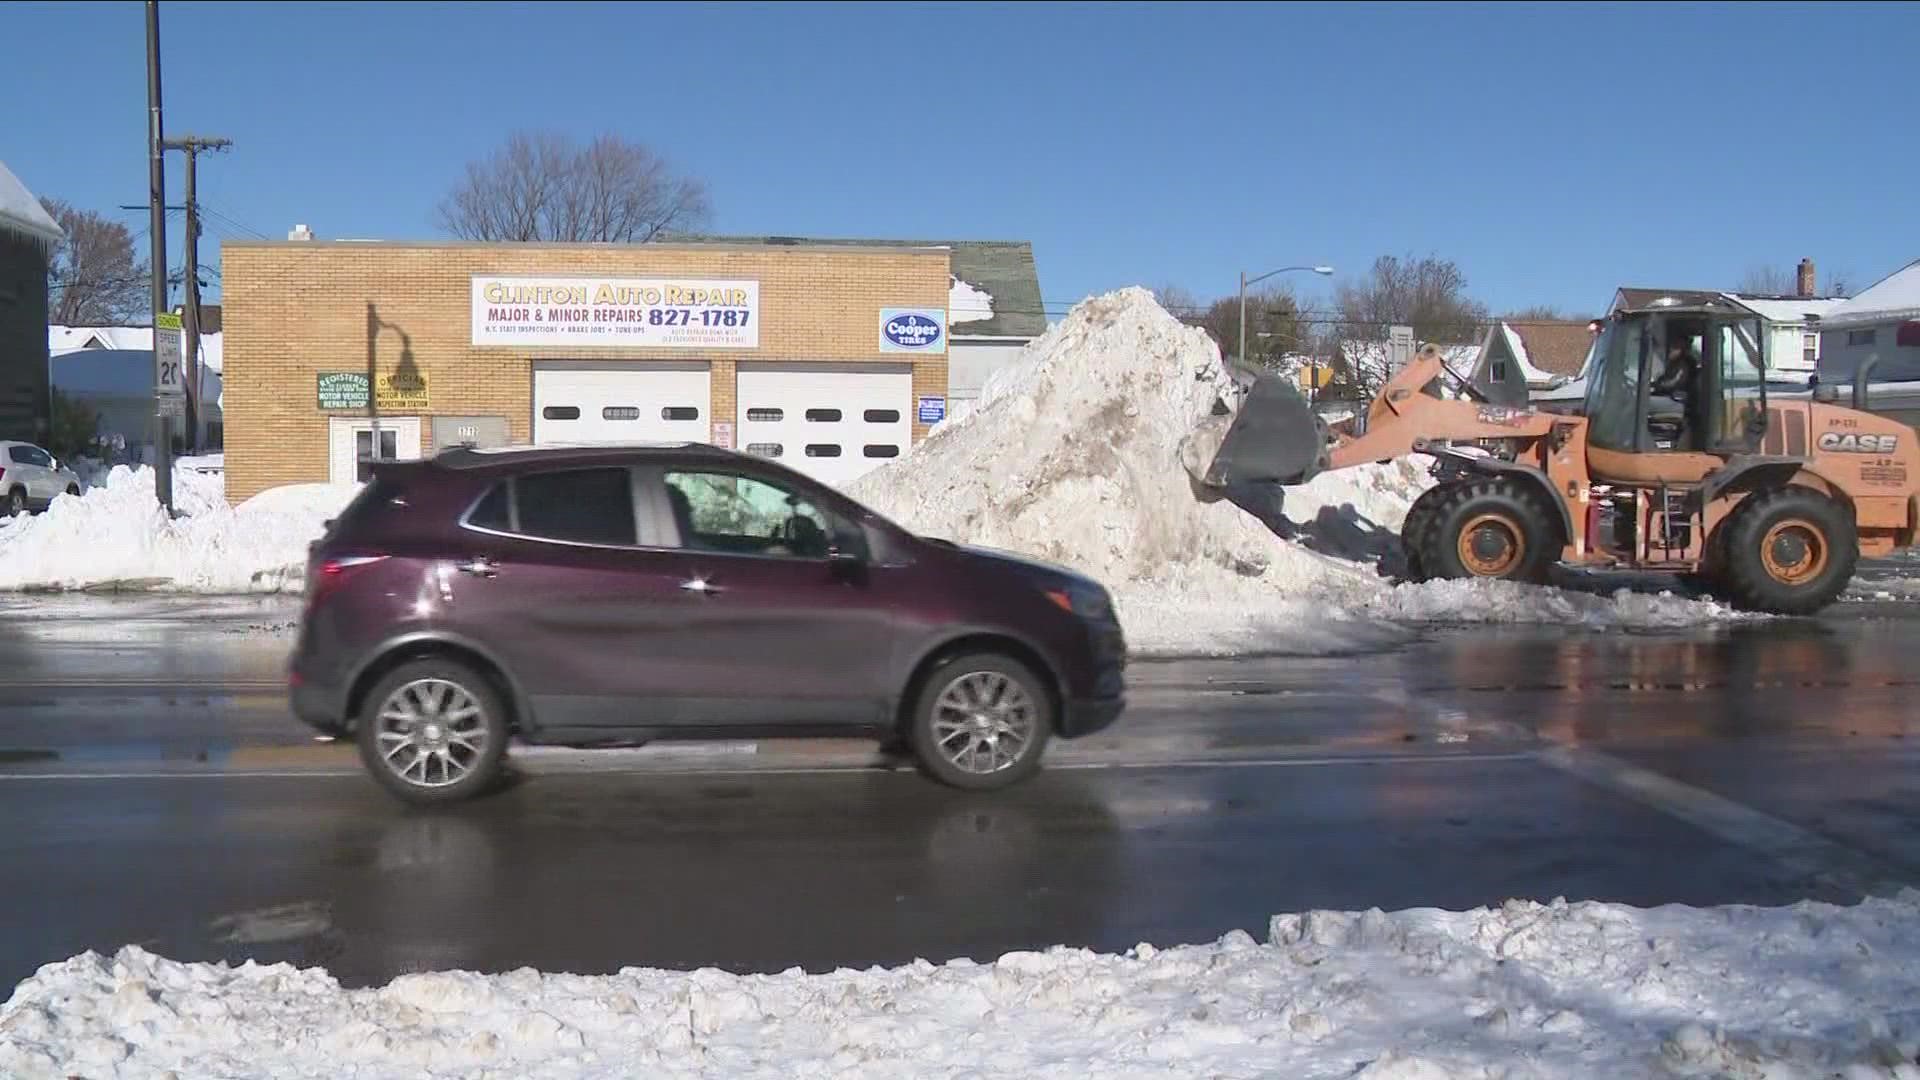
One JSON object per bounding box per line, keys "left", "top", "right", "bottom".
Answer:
{"left": 305, "top": 554, "right": 388, "bottom": 609}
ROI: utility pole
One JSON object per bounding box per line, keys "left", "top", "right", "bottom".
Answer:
{"left": 145, "top": 0, "right": 173, "bottom": 514}
{"left": 162, "top": 135, "right": 232, "bottom": 453}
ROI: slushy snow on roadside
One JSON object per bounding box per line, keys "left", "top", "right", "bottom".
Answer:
{"left": 851, "top": 288, "right": 1743, "bottom": 654}
{"left": 0, "top": 465, "right": 357, "bottom": 593}
{"left": 6, "top": 891, "right": 1918, "bottom": 1079}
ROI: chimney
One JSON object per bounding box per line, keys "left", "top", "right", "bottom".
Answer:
{"left": 288, "top": 223, "right": 315, "bottom": 241}
{"left": 1797, "top": 258, "right": 1816, "bottom": 298}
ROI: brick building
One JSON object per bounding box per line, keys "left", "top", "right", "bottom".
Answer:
{"left": 222, "top": 236, "right": 1039, "bottom": 502}
{"left": 0, "top": 161, "right": 62, "bottom": 443}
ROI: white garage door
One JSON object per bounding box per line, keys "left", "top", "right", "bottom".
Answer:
{"left": 736, "top": 363, "right": 913, "bottom": 486}
{"left": 534, "top": 362, "right": 711, "bottom": 445}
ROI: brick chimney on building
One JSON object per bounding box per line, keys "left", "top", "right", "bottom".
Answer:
{"left": 1797, "top": 258, "right": 1816, "bottom": 298}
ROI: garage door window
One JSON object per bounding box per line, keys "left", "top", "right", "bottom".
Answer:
{"left": 745, "top": 443, "right": 783, "bottom": 458}
{"left": 863, "top": 409, "right": 900, "bottom": 423}
{"left": 804, "top": 444, "right": 842, "bottom": 458}
{"left": 863, "top": 445, "right": 900, "bottom": 459}
{"left": 542, "top": 406, "right": 581, "bottom": 421}
{"left": 662, "top": 406, "right": 700, "bottom": 421}
{"left": 487, "top": 468, "right": 637, "bottom": 547}
{"left": 602, "top": 406, "right": 641, "bottom": 421}
{"left": 805, "top": 408, "right": 842, "bottom": 422}
{"left": 664, "top": 471, "right": 863, "bottom": 560}
{"left": 746, "top": 408, "right": 783, "bottom": 422}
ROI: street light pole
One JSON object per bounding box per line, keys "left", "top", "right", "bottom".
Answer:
{"left": 1236, "top": 264, "right": 1335, "bottom": 371}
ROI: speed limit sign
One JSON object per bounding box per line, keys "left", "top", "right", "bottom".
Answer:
{"left": 154, "top": 312, "right": 185, "bottom": 400}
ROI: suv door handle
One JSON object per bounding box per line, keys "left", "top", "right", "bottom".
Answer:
{"left": 679, "top": 576, "right": 724, "bottom": 596}
{"left": 456, "top": 557, "right": 498, "bottom": 578}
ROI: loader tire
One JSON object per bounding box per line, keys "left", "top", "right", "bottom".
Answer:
{"left": 1717, "top": 487, "right": 1856, "bottom": 615}
{"left": 1418, "top": 477, "right": 1561, "bottom": 585}
{"left": 1398, "top": 482, "right": 1460, "bottom": 583}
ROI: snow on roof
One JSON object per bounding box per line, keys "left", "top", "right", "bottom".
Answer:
{"left": 1723, "top": 294, "right": 1849, "bottom": 324}
{"left": 1817, "top": 259, "right": 1920, "bottom": 328}
{"left": 48, "top": 326, "right": 222, "bottom": 374}
{"left": 1497, "top": 324, "right": 1560, "bottom": 385}
{"left": 0, "top": 160, "right": 62, "bottom": 249}
{"left": 949, "top": 276, "right": 994, "bottom": 326}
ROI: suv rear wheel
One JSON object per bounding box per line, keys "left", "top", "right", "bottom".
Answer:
{"left": 909, "top": 654, "right": 1053, "bottom": 791}
{"left": 6, "top": 488, "right": 24, "bottom": 517}
{"left": 357, "top": 659, "right": 508, "bottom": 805}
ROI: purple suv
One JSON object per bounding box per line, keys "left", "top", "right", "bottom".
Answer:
{"left": 292, "top": 444, "right": 1126, "bottom": 803}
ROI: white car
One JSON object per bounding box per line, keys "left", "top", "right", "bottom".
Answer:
{"left": 0, "top": 441, "right": 81, "bottom": 517}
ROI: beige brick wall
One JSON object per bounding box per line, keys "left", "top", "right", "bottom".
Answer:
{"left": 222, "top": 242, "right": 951, "bottom": 501}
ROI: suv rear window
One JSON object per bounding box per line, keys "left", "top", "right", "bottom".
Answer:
{"left": 325, "top": 473, "right": 405, "bottom": 539}
{"left": 470, "top": 468, "right": 636, "bottom": 547}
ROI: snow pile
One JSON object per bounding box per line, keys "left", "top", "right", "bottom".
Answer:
{"left": 6, "top": 892, "right": 1919, "bottom": 1079}
{"left": 851, "top": 288, "right": 1739, "bottom": 654}
{"left": 0, "top": 466, "right": 357, "bottom": 593}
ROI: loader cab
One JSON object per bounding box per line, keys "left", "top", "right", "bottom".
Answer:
{"left": 1581, "top": 303, "right": 1769, "bottom": 482}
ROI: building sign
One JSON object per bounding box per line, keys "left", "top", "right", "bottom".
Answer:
{"left": 317, "top": 372, "right": 371, "bottom": 410}
{"left": 376, "top": 370, "right": 429, "bottom": 410}
{"left": 154, "top": 312, "right": 185, "bottom": 399}
{"left": 471, "top": 276, "right": 760, "bottom": 349}
{"left": 917, "top": 395, "right": 947, "bottom": 424}
{"left": 881, "top": 308, "right": 946, "bottom": 354}
{"left": 711, "top": 420, "right": 735, "bottom": 450}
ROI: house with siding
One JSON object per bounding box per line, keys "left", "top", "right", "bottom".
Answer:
{"left": 1814, "top": 259, "right": 1920, "bottom": 386}
{"left": 0, "top": 161, "right": 61, "bottom": 443}
{"left": 1468, "top": 321, "right": 1598, "bottom": 407}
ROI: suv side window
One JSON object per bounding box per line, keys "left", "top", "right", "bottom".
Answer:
{"left": 507, "top": 468, "right": 637, "bottom": 547}
{"left": 7, "top": 446, "right": 32, "bottom": 465}
{"left": 27, "top": 447, "right": 53, "bottom": 468}
{"left": 663, "top": 470, "right": 865, "bottom": 560}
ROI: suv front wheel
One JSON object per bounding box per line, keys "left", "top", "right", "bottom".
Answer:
{"left": 909, "top": 654, "right": 1053, "bottom": 790}
{"left": 357, "top": 659, "right": 508, "bottom": 804}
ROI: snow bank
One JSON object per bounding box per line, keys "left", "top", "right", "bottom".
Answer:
{"left": 7, "top": 892, "right": 1918, "bottom": 1079}
{"left": 0, "top": 466, "right": 358, "bottom": 593}
{"left": 850, "top": 288, "right": 1740, "bottom": 654}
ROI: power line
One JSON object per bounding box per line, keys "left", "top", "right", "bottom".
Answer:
{"left": 200, "top": 202, "right": 268, "bottom": 240}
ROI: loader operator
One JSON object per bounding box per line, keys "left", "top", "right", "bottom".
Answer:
{"left": 1648, "top": 336, "right": 1702, "bottom": 446}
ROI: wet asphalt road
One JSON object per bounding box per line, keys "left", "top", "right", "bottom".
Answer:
{"left": 0, "top": 586, "right": 1917, "bottom": 990}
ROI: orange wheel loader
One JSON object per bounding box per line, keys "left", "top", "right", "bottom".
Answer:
{"left": 1195, "top": 297, "right": 1919, "bottom": 614}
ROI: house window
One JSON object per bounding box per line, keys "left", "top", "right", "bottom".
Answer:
{"left": 1491, "top": 360, "right": 1509, "bottom": 383}
{"left": 1803, "top": 332, "right": 1818, "bottom": 366}
{"left": 1848, "top": 329, "right": 1878, "bottom": 347}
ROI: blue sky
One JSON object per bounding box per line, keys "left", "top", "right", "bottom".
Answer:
{"left": 6, "top": 1, "right": 1915, "bottom": 320}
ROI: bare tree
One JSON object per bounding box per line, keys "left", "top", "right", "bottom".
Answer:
{"left": 1505, "top": 304, "right": 1589, "bottom": 323}
{"left": 40, "top": 198, "right": 146, "bottom": 324}
{"left": 1336, "top": 254, "right": 1489, "bottom": 345}
{"left": 438, "top": 132, "right": 711, "bottom": 243}
{"left": 1736, "top": 263, "right": 1795, "bottom": 295}
{"left": 1822, "top": 269, "right": 1852, "bottom": 298}
{"left": 1152, "top": 284, "right": 1203, "bottom": 317}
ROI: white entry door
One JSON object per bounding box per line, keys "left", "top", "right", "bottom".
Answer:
{"left": 735, "top": 363, "right": 912, "bottom": 486}
{"left": 534, "top": 361, "right": 712, "bottom": 445}
{"left": 328, "top": 417, "right": 422, "bottom": 484}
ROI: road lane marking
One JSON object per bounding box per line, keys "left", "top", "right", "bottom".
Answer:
{"left": 1534, "top": 743, "right": 1917, "bottom": 898}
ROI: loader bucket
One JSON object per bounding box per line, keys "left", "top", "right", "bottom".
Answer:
{"left": 1201, "top": 366, "right": 1331, "bottom": 490}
